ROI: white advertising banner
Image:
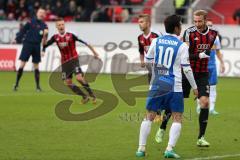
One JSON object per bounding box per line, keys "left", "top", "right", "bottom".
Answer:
{"left": 0, "top": 44, "right": 240, "bottom": 77}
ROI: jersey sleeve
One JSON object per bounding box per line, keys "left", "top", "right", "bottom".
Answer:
{"left": 179, "top": 43, "right": 190, "bottom": 66}
{"left": 183, "top": 29, "right": 190, "bottom": 43}
{"left": 214, "top": 36, "right": 221, "bottom": 49}
{"left": 72, "top": 33, "right": 88, "bottom": 45}
{"left": 138, "top": 36, "right": 144, "bottom": 55}
{"left": 144, "top": 38, "right": 156, "bottom": 63}
{"left": 42, "top": 35, "right": 55, "bottom": 52}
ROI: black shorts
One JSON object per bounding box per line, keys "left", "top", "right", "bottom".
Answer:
{"left": 182, "top": 72, "right": 209, "bottom": 98}
{"left": 62, "top": 58, "right": 83, "bottom": 80}
{"left": 19, "top": 42, "right": 41, "bottom": 63}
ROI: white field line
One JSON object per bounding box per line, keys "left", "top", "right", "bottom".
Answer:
{"left": 185, "top": 153, "right": 240, "bottom": 160}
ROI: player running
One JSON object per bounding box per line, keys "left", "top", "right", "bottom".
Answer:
{"left": 137, "top": 13, "right": 172, "bottom": 144}
{"left": 136, "top": 15, "right": 198, "bottom": 159}
{"left": 183, "top": 10, "right": 218, "bottom": 147}
{"left": 42, "top": 18, "right": 99, "bottom": 104}
{"left": 197, "top": 20, "right": 225, "bottom": 115}
{"left": 13, "top": 8, "right": 48, "bottom": 91}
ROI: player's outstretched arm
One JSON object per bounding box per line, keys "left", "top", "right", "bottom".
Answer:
{"left": 41, "top": 36, "right": 55, "bottom": 56}
{"left": 73, "top": 34, "right": 100, "bottom": 59}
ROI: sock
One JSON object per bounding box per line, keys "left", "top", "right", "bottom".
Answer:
{"left": 147, "top": 72, "right": 152, "bottom": 84}
{"left": 167, "top": 122, "right": 182, "bottom": 151}
{"left": 138, "top": 119, "right": 152, "bottom": 151}
{"left": 160, "top": 109, "right": 171, "bottom": 130}
{"left": 15, "top": 68, "right": 23, "bottom": 87}
{"left": 81, "top": 83, "right": 95, "bottom": 97}
{"left": 197, "top": 99, "right": 201, "bottom": 112}
{"left": 70, "top": 84, "right": 87, "bottom": 98}
{"left": 198, "top": 108, "right": 209, "bottom": 139}
{"left": 34, "top": 69, "right": 40, "bottom": 88}
{"left": 209, "top": 85, "right": 217, "bottom": 111}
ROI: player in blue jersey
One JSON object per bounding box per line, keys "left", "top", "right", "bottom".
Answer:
{"left": 13, "top": 8, "right": 48, "bottom": 91}
{"left": 135, "top": 15, "right": 198, "bottom": 159}
{"left": 196, "top": 20, "right": 225, "bottom": 115}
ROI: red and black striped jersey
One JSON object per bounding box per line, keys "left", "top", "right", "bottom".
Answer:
{"left": 138, "top": 32, "right": 159, "bottom": 55}
{"left": 183, "top": 26, "right": 218, "bottom": 73}
{"left": 43, "top": 32, "right": 88, "bottom": 64}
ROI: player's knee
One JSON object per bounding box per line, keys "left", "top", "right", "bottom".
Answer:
{"left": 146, "top": 111, "right": 156, "bottom": 121}
{"left": 172, "top": 112, "right": 182, "bottom": 123}
{"left": 200, "top": 97, "right": 209, "bottom": 108}
{"left": 76, "top": 74, "right": 84, "bottom": 82}
{"left": 65, "top": 79, "right": 73, "bottom": 86}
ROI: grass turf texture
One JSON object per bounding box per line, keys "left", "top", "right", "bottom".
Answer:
{"left": 0, "top": 72, "right": 240, "bottom": 160}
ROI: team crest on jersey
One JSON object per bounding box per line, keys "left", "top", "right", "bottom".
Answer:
{"left": 39, "top": 30, "right": 43, "bottom": 35}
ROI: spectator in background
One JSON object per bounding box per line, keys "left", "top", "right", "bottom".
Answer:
{"left": 66, "top": 0, "right": 77, "bottom": 17}
{"left": 45, "top": 4, "right": 57, "bottom": 21}
{"left": 7, "top": 12, "right": 15, "bottom": 20}
{"left": 233, "top": 8, "right": 240, "bottom": 25}
{"left": 15, "top": 0, "right": 28, "bottom": 19}
{"left": 74, "top": 6, "right": 83, "bottom": 21}
{"left": 0, "top": 9, "right": 6, "bottom": 20}
{"left": 80, "top": 0, "right": 96, "bottom": 21}
{"left": 174, "top": 0, "right": 189, "bottom": 23}
{"left": 52, "top": 0, "right": 66, "bottom": 18}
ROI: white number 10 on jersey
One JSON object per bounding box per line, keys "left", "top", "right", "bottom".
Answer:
{"left": 157, "top": 46, "right": 174, "bottom": 69}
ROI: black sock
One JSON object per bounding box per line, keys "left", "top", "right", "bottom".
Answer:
{"left": 82, "top": 83, "right": 95, "bottom": 97}
{"left": 148, "top": 73, "right": 152, "bottom": 84}
{"left": 198, "top": 108, "right": 209, "bottom": 139}
{"left": 70, "top": 85, "right": 87, "bottom": 98}
{"left": 34, "top": 69, "right": 40, "bottom": 88}
{"left": 15, "top": 68, "right": 23, "bottom": 87}
{"left": 160, "top": 109, "right": 172, "bottom": 130}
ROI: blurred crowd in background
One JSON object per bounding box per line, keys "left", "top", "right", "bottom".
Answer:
{"left": 0, "top": 0, "right": 146, "bottom": 22}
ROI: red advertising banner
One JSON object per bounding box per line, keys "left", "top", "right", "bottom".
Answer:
{"left": 0, "top": 49, "right": 17, "bottom": 71}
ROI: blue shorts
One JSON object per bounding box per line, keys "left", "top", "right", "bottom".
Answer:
{"left": 146, "top": 91, "right": 184, "bottom": 113}
{"left": 19, "top": 42, "right": 41, "bottom": 63}
{"left": 208, "top": 65, "right": 217, "bottom": 85}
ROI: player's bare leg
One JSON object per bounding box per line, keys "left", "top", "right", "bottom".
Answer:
{"left": 136, "top": 111, "right": 156, "bottom": 157}
{"left": 65, "top": 79, "right": 89, "bottom": 104}
{"left": 76, "top": 74, "right": 96, "bottom": 104}
{"left": 13, "top": 61, "right": 26, "bottom": 91}
{"left": 33, "top": 63, "right": 41, "bottom": 91}
{"left": 164, "top": 112, "right": 182, "bottom": 159}
{"left": 197, "top": 96, "right": 210, "bottom": 147}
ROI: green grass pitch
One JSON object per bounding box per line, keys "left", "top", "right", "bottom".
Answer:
{"left": 0, "top": 72, "right": 240, "bottom": 160}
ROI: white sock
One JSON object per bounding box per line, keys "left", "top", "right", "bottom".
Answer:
{"left": 167, "top": 122, "right": 182, "bottom": 151}
{"left": 197, "top": 99, "right": 201, "bottom": 111}
{"left": 210, "top": 85, "right": 217, "bottom": 111}
{"left": 138, "top": 119, "right": 152, "bottom": 151}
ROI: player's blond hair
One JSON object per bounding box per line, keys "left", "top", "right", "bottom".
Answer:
{"left": 194, "top": 10, "right": 208, "bottom": 20}
{"left": 138, "top": 14, "right": 151, "bottom": 22}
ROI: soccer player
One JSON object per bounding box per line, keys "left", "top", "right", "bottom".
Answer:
{"left": 196, "top": 20, "right": 225, "bottom": 115}
{"left": 137, "top": 13, "right": 172, "bottom": 144}
{"left": 136, "top": 15, "right": 198, "bottom": 159}
{"left": 13, "top": 8, "right": 48, "bottom": 91}
{"left": 42, "top": 18, "right": 99, "bottom": 103}
{"left": 183, "top": 10, "right": 218, "bottom": 147}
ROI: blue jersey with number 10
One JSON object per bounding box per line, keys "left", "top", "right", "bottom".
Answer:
{"left": 145, "top": 34, "right": 190, "bottom": 92}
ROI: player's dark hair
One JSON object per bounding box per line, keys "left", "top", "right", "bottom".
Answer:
{"left": 164, "top": 14, "right": 182, "bottom": 34}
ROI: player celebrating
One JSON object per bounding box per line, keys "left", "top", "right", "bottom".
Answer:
{"left": 183, "top": 10, "right": 218, "bottom": 147}
{"left": 136, "top": 15, "right": 198, "bottom": 159}
{"left": 43, "top": 18, "right": 99, "bottom": 104}
{"left": 137, "top": 13, "right": 171, "bottom": 144}
{"left": 13, "top": 8, "right": 48, "bottom": 91}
